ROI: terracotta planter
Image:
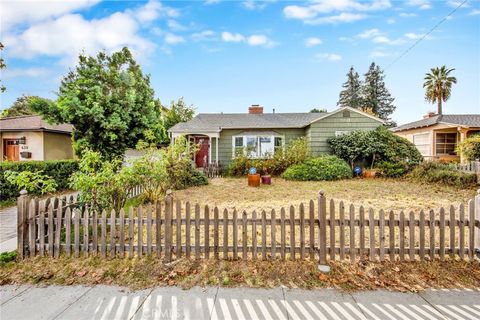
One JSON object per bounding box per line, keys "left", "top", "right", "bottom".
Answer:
{"left": 261, "top": 175, "right": 272, "bottom": 185}
{"left": 248, "top": 174, "right": 261, "bottom": 187}
{"left": 363, "top": 169, "right": 378, "bottom": 179}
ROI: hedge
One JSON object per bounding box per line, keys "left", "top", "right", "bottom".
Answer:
{"left": 0, "top": 160, "right": 79, "bottom": 201}
{"left": 282, "top": 156, "right": 352, "bottom": 181}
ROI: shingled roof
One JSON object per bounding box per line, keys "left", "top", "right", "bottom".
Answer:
{"left": 392, "top": 114, "right": 480, "bottom": 132}
{"left": 169, "top": 112, "right": 329, "bottom": 133}
{"left": 0, "top": 115, "right": 73, "bottom": 134}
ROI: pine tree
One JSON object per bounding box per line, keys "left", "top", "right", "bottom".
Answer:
{"left": 361, "top": 62, "right": 396, "bottom": 121}
{"left": 337, "top": 66, "right": 363, "bottom": 109}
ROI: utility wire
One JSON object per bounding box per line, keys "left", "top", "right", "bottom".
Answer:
{"left": 385, "top": 0, "right": 469, "bottom": 70}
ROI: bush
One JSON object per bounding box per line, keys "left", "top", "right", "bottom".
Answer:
{"left": 4, "top": 170, "right": 57, "bottom": 195}
{"left": 328, "top": 126, "right": 423, "bottom": 175}
{"left": 227, "top": 137, "right": 310, "bottom": 176}
{"left": 456, "top": 135, "right": 480, "bottom": 161}
{"left": 282, "top": 156, "right": 352, "bottom": 181}
{"left": 0, "top": 160, "right": 78, "bottom": 201}
{"left": 407, "top": 161, "right": 477, "bottom": 188}
{"left": 0, "top": 251, "right": 16, "bottom": 264}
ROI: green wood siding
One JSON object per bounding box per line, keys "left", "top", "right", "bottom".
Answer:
{"left": 215, "top": 128, "right": 305, "bottom": 165}
{"left": 307, "top": 111, "right": 382, "bottom": 155}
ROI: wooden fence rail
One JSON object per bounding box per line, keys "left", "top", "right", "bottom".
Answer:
{"left": 17, "top": 189, "right": 480, "bottom": 263}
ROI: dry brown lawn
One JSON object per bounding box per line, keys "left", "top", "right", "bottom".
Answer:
{"left": 173, "top": 177, "right": 477, "bottom": 213}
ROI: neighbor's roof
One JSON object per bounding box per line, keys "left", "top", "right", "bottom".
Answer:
{"left": 168, "top": 107, "right": 384, "bottom": 133}
{"left": 0, "top": 115, "right": 73, "bottom": 134}
{"left": 392, "top": 114, "right": 480, "bottom": 132}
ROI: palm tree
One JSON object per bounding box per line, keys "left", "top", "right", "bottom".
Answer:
{"left": 423, "top": 66, "right": 457, "bottom": 115}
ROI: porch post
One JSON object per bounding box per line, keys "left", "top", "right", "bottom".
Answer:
{"left": 459, "top": 128, "right": 468, "bottom": 163}
{"left": 208, "top": 136, "right": 212, "bottom": 165}
{"left": 215, "top": 137, "right": 219, "bottom": 164}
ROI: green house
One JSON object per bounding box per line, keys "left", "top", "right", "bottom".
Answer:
{"left": 168, "top": 105, "right": 384, "bottom": 167}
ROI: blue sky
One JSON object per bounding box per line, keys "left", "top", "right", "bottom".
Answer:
{"left": 1, "top": 0, "right": 479, "bottom": 125}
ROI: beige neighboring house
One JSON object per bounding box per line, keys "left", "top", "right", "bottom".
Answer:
{"left": 393, "top": 113, "right": 480, "bottom": 163}
{"left": 0, "top": 115, "right": 74, "bottom": 162}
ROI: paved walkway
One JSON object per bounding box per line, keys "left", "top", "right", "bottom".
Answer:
{"left": 1, "top": 285, "right": 479, "bottom": 320}
{"left": 0, "top": 206, "right": 16, "bottom": 253}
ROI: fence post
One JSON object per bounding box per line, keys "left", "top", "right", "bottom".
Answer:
{"left": 318, "top": 190, "right": 328, "bottom": 271}
{"left": 475, "top": 189, "right": 480, "bottom": 259}
{"left": 164, "top": 189, "right": 173, "bottom": 262}
{"left": 17, "top": 190, "right": 29, "bottom": 259}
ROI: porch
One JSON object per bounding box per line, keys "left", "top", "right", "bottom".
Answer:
{"left": 171, "top": 132, "right": 220, "bottom": 168}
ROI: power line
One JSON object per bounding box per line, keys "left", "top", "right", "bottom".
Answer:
{"left": 385, "top": 0, "right": 469, "bottom": 70}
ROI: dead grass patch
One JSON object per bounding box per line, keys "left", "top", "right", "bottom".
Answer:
{"left": 1, "top": 257, "right": 479, "bottom": 293}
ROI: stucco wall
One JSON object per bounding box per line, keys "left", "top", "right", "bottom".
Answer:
{"left": 307, "top": 111, "right": 383, "bottom": 156}
{"left": 43, "top": 132, "right": 74, "bottom": 160}
{"left": 1, "top": 131, "right": 44, "bottom": 161}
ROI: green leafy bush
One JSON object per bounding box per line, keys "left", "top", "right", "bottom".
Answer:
{"left": 456, "top": 135, "right": 480, "bottom": 161}
{"left": 4, "top": 170, "right": 57, "bottom": 195}
{"left": 282, "top": 156, "right": 352, "bottom": 181}
{"left": 227, "top": 137, "right": 310, "bottom": 176}
{"left": 0, "top": 251, "right": 16, "bottom": 264}
{"left": 0, "top": 160, "right": 78, "bottom": 201}
{"left": 407, "top": 161, "right": 476, "bottom": 188}
{"left": 328, "top": 126, "right": 423, "bottom": 175}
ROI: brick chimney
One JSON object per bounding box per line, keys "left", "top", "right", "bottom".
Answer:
{"left": 423, "top": 111, "right": 436, "bottom": 119}
{"left": 249, "top": 104, "right": 263, "bottom": 114}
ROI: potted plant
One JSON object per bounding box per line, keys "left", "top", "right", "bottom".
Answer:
{"left": 247, "top": 167, "right": 260, "bottom": 187}
{"left": 261, "top": 167, "right": 272, "bottom": 185}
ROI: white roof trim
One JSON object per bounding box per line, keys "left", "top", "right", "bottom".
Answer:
{"left": 308, "top": 106, "right": 385, "bottom": 125}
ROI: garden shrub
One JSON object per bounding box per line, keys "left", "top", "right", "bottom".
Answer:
{"left": 282, "top": 156, "right": 352, "bottom": 181}
{"left": 328, "top": 126, "right": 423, "bottom": 175}
{"left": 227, "top": 137, "right": 310, "bottom": 176}
{"left": 407, "top": 161, "right": 477, "bottom": 188}
{"left": 4, "top": 170, "right": 57, "bottom": 195}
{"left": 0, "top": 251, "right": 16, "bottom": 264}
{"left": 456, "top": 135, "right": 480, "bottom": 161}
{"left": 0, "top": 160, "right": 78, "bottom": 201}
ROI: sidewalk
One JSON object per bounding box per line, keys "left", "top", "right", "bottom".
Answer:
{"left": 1, "top": 285, "right": 479, "bottom": 320}
{"left": 0, "top": 206, "right": 16, "bottom": 253}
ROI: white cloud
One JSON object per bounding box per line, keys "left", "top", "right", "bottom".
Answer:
{"left": 469, "top": 9, "right": 480, "bottom": 16}
{"left": 283, "top": 0, "right": 391, "bottom": 24}
{"left": 315, "top": 53, "right": 342, "bottom": 61}
{"left": 404, "top": 32, "right": 432, "bottom": 40}
{"left": 222, "top": 32, "right": 245, "bottom": 42}
{"left": 0, "top": 0, "right": 100, "bottom": 32}
{"left": 399, "top": 12, "right": 417, "bottom": 17}
{"left": 369, "top": 50, "right": 391, "bottom": 58}
{"left": 406, "top": 0, "right": 431, "bottom": 10}
{"left": 372, "top": 35, "right": 406, "bottom": 45}
{"left": 242, "top": 0, "right": 276, "bottom": 10}
{"left": 447, "top": 0, "right": 470, "bottom": 8}
{"left": 357, "top": 28, "right": 383, "bottom": 39}
{"left": 191, "top": 30, "right": 217, "bottom": 41}
{"left": 306, "top": 12, "right": 367, "bottom": 25}
{"left": 164, "top": 33, "right": 185, "bottom": 45}
{"left": 387, "top": 18, "right": 396, "bottom": 24}
{"left": 305, "top": 37, "right": 323, "bottom": 47}
{"left": 3, "top": 0, "right": 178, "bottom": 62}
{"left": 221, "top": 32, "right": 275, "bottom": 47}
{"left": 204, "top": 0, "right": 221, "bottom": 4}
{"left": 2, "top": 67, "right": 49, "bottom": 79}
{"left": 167, "top": 19, "right": 188, "bottom": 31}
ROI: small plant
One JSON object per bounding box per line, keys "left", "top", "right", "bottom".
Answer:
{"left": 0, "top": 251, "right": 17, "bottom": 263}
{"left": 456, "top": 135, "right": 480, "bottom": 162}
{"left": 4, "top": 170, "right": 57, "bottom": 195}
{"left": 407, "top": 161, "right": 476, "bottom": 188}
{"left": 282, "top": 156, "right": 352, "bottom": 181}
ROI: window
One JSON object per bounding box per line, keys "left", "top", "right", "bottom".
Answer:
{"left": 335, "top": 131, "right": 350, "bottom": 137}
{"left": 435, "top": 132, "right": 457, "bottom": 155}
{"left": 412, "top": 133, "right": 430, "bottom": 156}
{"left": 233, "top": 134, "right": 283, "bottom": 158}
{"left": 274, "top": 137, "right": 283, "bottom": 153}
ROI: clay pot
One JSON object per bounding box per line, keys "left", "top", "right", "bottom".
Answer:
{"left": 261, "top": 175, "right": 272, "bottom": 185}
{"left": 248, "top": 174, "right": 261, "bottom": 187}
{"left": 363, "top": 169, "right": 378, "bottom": 179}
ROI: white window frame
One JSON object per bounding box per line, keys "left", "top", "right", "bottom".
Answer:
{"left": 232, "top": 133, "right": 285, "bottom": 159}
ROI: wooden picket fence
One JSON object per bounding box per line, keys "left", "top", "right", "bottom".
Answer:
{"left": 17, "top": 190, "right": 480, "bottom": 263}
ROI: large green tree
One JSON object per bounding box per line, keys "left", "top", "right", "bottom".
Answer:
{"left": 1, "top": 42, "right": 6, "bottom": 93}
{"left": 1, "top": 95, "right": 42, "bottom": 118}
{"left": 337, "top": 66, "right": 363, "bottom": 109}
{"left": 423, "top": 66, "right": 457, "bottom": 115}
{"left": 162, "top": 97, "right": 195, "bottom": 132}
{"left": 31, "top": 47, "right": 166, "bottom": 160}
{"left": 361, "top": 62, "right": 396, "bottom": 122}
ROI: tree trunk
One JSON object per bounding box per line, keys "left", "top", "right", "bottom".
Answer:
{"left": 437, "top": 98, "right": 442, "bottom": 115}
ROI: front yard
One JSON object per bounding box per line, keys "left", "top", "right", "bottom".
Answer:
{"left": 174, "top": 177, "right": 477, "bottom": 213}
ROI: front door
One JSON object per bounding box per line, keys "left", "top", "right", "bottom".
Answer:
{"left": 195, "top": 137, "right": 209, "bottom": 167}
{"left": 3, "top": 139, "right": 20, "bottom": 161}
